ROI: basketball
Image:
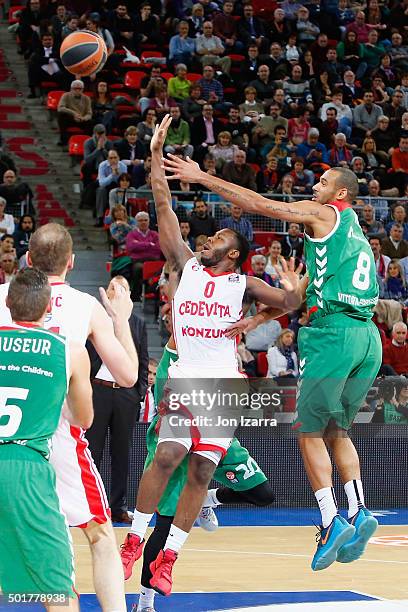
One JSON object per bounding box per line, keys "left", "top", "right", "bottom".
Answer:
{"left": 60, "top": 30, "right": 107, "bottom": 77}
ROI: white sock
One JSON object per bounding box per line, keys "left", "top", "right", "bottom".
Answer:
{"left": 315, "top": 487, "right": 338, "bottom": 528}
{"left": 130, "top": 510, "right": 153, "bottom": 539}
{"left": 137, "top": 586, "right": 156, "bottom": 611}
{"left": 203, "top": 488, "right": 221, "bottom": 507}
{"left": 164, "top": 524, "right": 189, "bottom": 553}
{"left": 344, "top": 479, "right": 365, "bottom": 518}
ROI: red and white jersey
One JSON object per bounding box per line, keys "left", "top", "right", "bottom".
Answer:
{"left": 172, "top": 257, "right": 246, "bottom": 370}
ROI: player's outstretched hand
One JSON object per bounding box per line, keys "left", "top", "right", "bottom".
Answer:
{"left": 162, "top": 154, "right": 203, "bottom": 184}
{"left": 151, "top": 114, "right": 172, "bottom": 153}
{"left": 277, "top": 257, "right": 302, "bottom": 293}
{"left": 99, "top": 282, "right": 133, "bottom": 323}
{"left": 225, "top": 316, "right": 258, "bottom": 339}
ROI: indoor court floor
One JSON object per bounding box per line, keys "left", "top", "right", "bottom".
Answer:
{"left": 2, "top": 508, "right": 407, "bottom": 611}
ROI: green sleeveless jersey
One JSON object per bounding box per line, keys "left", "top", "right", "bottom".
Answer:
{"left": 304, "top": 202, "right": 379, "bottom": 322}
{"left": 0, "top": 324, "right": 69, "bottom": 459}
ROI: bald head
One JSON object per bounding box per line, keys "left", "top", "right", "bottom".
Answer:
{"left": 29, "top": 223, "right": 73, "bottom": 275}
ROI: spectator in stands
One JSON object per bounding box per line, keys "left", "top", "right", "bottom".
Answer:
{"left": 277, "top": 173, "right": 297, "bottom": 201}
{"left": 310, "top": 32, "right": 329, "bottom": 72}
{"left": 296, "top": 127, "right": 329, "bottom": 168}
{"left": 0, "top": 251, "right": 17, "bottom": 285}
{"left": 168, "top": 64, "right": 191, "bottom": 102}
{"left": 359, "top": 136, "right": 388, "bottom": 179}
{"left": 0, "top": 234, "right": 15, "bottom": 258}
{"left": 148, "top": 82, "right": 177, "bottom": 120}
{"left": 252, "top": 103, "right": 288, "bottom": 152}
{"left": 371, "top": 116, "right": 395, "bottom": 159}
{"left": 92, "top": 82, "right": 116, "bottom": 134}
{"left": 269, "top": 8, "right": 292, "bottom": 46}
{"left": 247, "top": 254, "right": 274, "bottom": 286}
{"left": 196, "top": 21, "right": 231, "bottom": 74}
{"left": 320, "top": 90, "right": 353, "bottom": 139}
{"left": 287, "top": 106, "right": 311, "bottom": 145}
{"left": 179, "top": 220, "right": 194, "bottom": 249}
{"left": 187, "top": 3, "right": 205, "bottom": 38}
{"left": 367, "top": 179, "right": 389, "bottom": 221}
{"left": 109, "top": 173, "right": 138, "bottom": 214}
{"left": 373, "top": 54, "right": 399, "bottom": 91}
{"left": 134, "top": 2, "right": 162, "bottom": 47}
{"left": 369, "top": 235, "right": 390, "bottom": 282}
{"left": 351, "top": 157, "right": 373, "bottom": 196}
{"left": 17, "top": 0, "right": 47, "bottom": 56}
{"left": 352, "top": 91, "right": 383, "bottom": 142}
{"left": 340, "top": 69, "right": 363, "bottom": 107}
{"left": 168, "top": 21, "right": 195, "bottom": 68}
{"left": 212, "top": 0, "right": 241, "bottom": 53}
{"left": 389, "top": 32, "right": 408, "bottom": 73}
{"left": 164, "top": 106, "right": 193, "bottom": 158}
{"left": 114, "top": 126, "right": 146, "bottom": 182}
{"left": 82, "top": 124, "right": 111, "bottom": 192}
{"left": 222, "top": 149, "right": 257, "bottom": 190}
{"left": 240, "top": 44, "right": 262, "bottom": 86}
{"left": 283, "top": 64, "right": 314, "bottom": 113}
{"left": 27, "top": 32, "right": 66, "bottom": 99}
{"left": 336, "top": 30, "right": 366, "bottom": 80}
{"left": 57, "top": 80, "right": 92, "bottom": 146}
{"left": 95, "top": 149, "right": 127, "bottom": 227}
{"left": 209, "top": 131, "right": 239, "bottom": 170}
{"left": 319, "top": 106, "right": 339, "bottom": 148}
{"left": 109, "top": 204, "right": 136, "bottom": 276}
{"left": 136, "top": 109, "right": 157, "bottom": 151}
{"left": 225, "top": 106, "right": 251, "bottom": 150}
{"left": 108, "top": 3, "right": 138, "bottom": 52}
{"left": 0, "top": 198, "right": 15, "bottom": 236}
{"left": 284, "top": 34, "right": 302, "bottom": 67}
{"left": 267, "top": 329, "right": 298, "bottom": 382}
{"left": 126, "top": 211, "right": 161, "bottom": 302}
{"left": 382, "top": 322, "right": 408, "bottom": 376}
{"left": 391, "top": 135, "right": 408, "bottom": 195}
{"left": 182, "top": 83, "right": 206, "bottom": 122}
{"left": 86, "top": 275, "right": 148, "bottom": 524}
{"left": 0, "top": 169, "right": 33, "bottom": 217}
{"left": 86, "top": 15, "right": 115, "bottom": 60}
{"left": 359, "top": 203, "right": 386, "bottom": 238}
{"left": 245, "top": 302, "right": 282, "bottom": 352}
{"left": 386, "top": 205, "right": 408, "bottom": 240}
{"left": 248, "top": 65, "right": 275, "bottom": 104}
{"left": 197, "top": 65, "right": 225, "bottom": 108}
{"left": 219, "top": 204, "right": 253, "bottom": 243}
{"left": 13, "top": 214, "right": 35, "bottom": 264}
{"left": 363, "top": 29, "right": 386, "bottom": 73}
{"left": 139, "top": 358, "right": 158, "bottom": 423}
{"left": 381, "top": 224, "right": 408, "bottom": 259}
{"left": 265, "top": 240, "right": 284, "bottom": 283}
{"left": 188, "top": 198, "right": 217, "bottom": 238}
{"left": 289, "top": 157, "right": 314, "bottom": 194}
{"left": 138, "top": 66, "right": 165, "bottom": 114}
{"left": 191, "top": 104, "right": 222, "bottom": 162}
{"left": 379, "top": 260, "right": 408, "bottom": 302}
{"left": 328, "top": 132, "right": 353, "bottom": 167}
{"left": 237, "top": 3, "right": 268, "bottom": 52}
{"left": 346, "top": 11, "right": 371, "bottom": 43}
{"left": 239, "top": 86, "right": 264, "bottom": 120}
{"left": 261, "top": 42, "right": 289, "bottom": 81}
{"left": 281, "top": 222, "right": 304, "bottom": 258}
{"left": 50, "top": 5, "right": 67, "bottom": 42}
{"left": 296, "top": 6, "right": 320, "bottom": 44}
{"left": 310, "top": 70, "right": 334, "bottom": 109}
{"left": 61, "top": 14, "right": 78, "bottom": 40}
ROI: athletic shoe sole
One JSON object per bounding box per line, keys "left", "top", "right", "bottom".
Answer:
{"left": 312, "top": 525, "right": 355, "bottom": 571}
{"left": 337, "top": 515, "right": 378, "bottom": 563}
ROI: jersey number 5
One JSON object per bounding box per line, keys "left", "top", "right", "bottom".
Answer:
{"left": 0, "top": 387, "right": 28, "bottom": 437}
{"left": 352, "top": 252, "right": 371, "bottom": 291}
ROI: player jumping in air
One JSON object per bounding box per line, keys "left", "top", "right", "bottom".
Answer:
{"left": 120, "top": 115, "right": 303, "bottom": 596}
{"left": 163, "top": 139, "right": 382, "bottom": 571}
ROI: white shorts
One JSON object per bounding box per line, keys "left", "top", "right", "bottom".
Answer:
{"left": 50, "top": 413, "right": 110, "bottom": 528}
{"left": 157, "top": 361, "right": 246, "bottom": 465}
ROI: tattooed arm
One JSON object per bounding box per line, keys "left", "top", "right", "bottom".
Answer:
{"left": 163, "top": 155, "right": 336, "bottom": 231}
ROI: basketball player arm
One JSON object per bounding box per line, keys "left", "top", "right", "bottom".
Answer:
{"left": 66, "top": 341, "right": 93, "bottom": 429}
{"left": 163, "top": 156, "right": 335, "bottom": 229}
{"left": 151, "top": 115, "right": 194, "bottom": 270}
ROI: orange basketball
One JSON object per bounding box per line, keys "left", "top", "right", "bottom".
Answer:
{"left": 60, "top": 30, "right": 107, "bottom": 77}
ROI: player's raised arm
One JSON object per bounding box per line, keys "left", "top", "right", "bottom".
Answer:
{"left": 163, "top": 155, "right": 334, "bottom": 228}
{"left": 151, "top": 115, "right": 194, "bottom": 270}
{"left": 247, "top": 257, "right": 303, "bottom": 308}
{"left": 66, "top": 341, "right": 94, "bottom": 429}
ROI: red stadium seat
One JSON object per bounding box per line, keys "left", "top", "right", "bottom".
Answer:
{"left": 186, "top": 72, "right": 202, "bottom": 83}
{"left": 46, "top": 90, "right": 65, "bottom": 111}
{"left": 68, "top": 134, "right": 88, "bottom": 158}
{"left": 142, "top": 260, "right": 165, "bottom": 304}
{"left": 276, "top": 314, "right": 289, "bottom": 328}
{"left": 228, "top": 54, "right": 245, "bottom": 63}
{"left": 8, "top": 5, "right": 24, "bottom": 23}
{"left": 112, "top": 92, "right": 132, "bottom": 102}
{"left": 124, "top": 71, "right": 145, "bottom": 91}
{"left": 140, "top": 51, "right": 164, "bottom": 60}
{"left": 161, "top": 72, "right": 175, "bottom": 81}
{"left": 250, "top": 163, "right": 261, "bottom": 174}
{"left": 253, "top": 231, "right": 278, "bottom": 249}
{"left": 256, "top": 352, "right": 268, "bottom": 377}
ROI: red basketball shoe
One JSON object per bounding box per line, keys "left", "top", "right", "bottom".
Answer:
{"left": 149, "top": 549, "right": 178, "bottom": 595}
{"left": 120, "top": 533, "right": 145, "bottom": 580}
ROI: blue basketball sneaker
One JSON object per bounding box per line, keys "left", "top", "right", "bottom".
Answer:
{"left": 337, "top": 508, "right": 378, "bottom": 563}
{"left": 311, "top": 515, "right": 355, "bottom": 571}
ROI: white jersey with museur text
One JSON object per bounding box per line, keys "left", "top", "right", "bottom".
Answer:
{"left": 0, "top": 281, "right": 110, "bottom": 527}
{"left": 172, "top": 257, "right": 246, "bottom": 370}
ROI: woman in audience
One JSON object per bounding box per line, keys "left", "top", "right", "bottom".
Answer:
{"left": 182, "top": 83, "right": 206, "bottom": 122}
{"left": 310, "top": 71, "right": 333, "bottom": 108}
{"left": 266, "top": 329, "right": 298, "bottom": 384}
{"left": 261, "top": 156, "right": 281, "bottom": 192}
{"left": 265, "top": 240, "right": 284, "bottom": 284}
{"left": 109, "top": 204, "right": 136, "bottom": 280}
{"left": 92, "top": 81, "right": 116, "bottom": 134}
{"left": 336, "top": 31, "right": 366, "bottom": 80}
{"left": 137, "top": 108, "right": 157, "bottom": 148}
{"left": 108, "top": 173, "right": 139, "bottom": 214}
{"left": 13, "top": 214, "right": 35, "bottom": 265}
{"left": 379, "top": 260, "right": 408, "bottom": 302}
{"left": 209, "top": 132, "right": 239, "bottom": 170}
{"left": 0, "top": 197, "right": 15, "bottom": 236}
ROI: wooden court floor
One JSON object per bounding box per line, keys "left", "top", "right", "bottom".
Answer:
{"left": 72, "top": 525, "right": 408, "bottom": 601}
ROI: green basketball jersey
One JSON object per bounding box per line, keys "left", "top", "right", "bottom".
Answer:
{"left": 304, "top": 203, "right": 379, "bottom": 322}
{"left": 154, "top": 343, "right": 178, "bottom": 407}
{"left": 0, "top": 325, "right": 69, "bottom": 459}
{"left": 383, "top": 401, "right": 408, "bottom": 424}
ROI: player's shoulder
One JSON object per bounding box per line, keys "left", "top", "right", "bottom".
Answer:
{"left": 58, "top": 284, "right": 97, "bottom": 306}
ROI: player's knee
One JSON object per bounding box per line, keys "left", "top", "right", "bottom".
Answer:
{"left": 189, "top": 455, "right": 215, "bottom": 487}
{"left": 154, "top": 442, "right": 185, "bottom": 474}
{"left": 245, "top": 482, "right": 275, "bottom": 507}
{"left": 82, "top": 519, "right": 114, "bottom": 546}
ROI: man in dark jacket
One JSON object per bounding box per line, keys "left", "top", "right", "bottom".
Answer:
{"left": 27, "top": 32, "right": 67, "bottom": 98}
{"left": 85, "top": 276, "right": 149, "bottom": 524}
{"left": 191, "top": 104, "right": 222, "bottom": 164}
{"left": 188, "top": 198, "right": 218, "bottom": 238}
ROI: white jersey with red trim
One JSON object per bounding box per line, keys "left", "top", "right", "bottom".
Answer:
{"left": 172, "top": 257, "right": 246, "bottom": 370}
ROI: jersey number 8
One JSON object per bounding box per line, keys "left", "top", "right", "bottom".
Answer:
{"left": 352, "top": 252, "right": 371, "bottom": 291}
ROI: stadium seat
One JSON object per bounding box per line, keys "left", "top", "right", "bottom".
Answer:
{"left": 186, "top": 73, "right": 202, "bottom": 83}
{"left": 142, "top": 260, "right": 165, "bottom": 305}
{"left": 124, "top": 71, "right": 145, "bottom": 91}
{"left": 8, "top": 5, "right": 23, "bottom": 23}
{"left": 46, "top": 90, "right": 65, "bottom": 112}
{"left": 161, "top": 72, "right": 175, "bottom": 80}
{"left": 256, "top": 352, "right": 268, "bottom": 377}
{"left": 253, "top": 231, "right": 278, "bottom": 249}
{"left": 250, "top": 163, "right": 261, "bottom": 174}
{"left": 140, "top": 51, "right": 164, "bottom": 60}
{"left": 68, "top": 134, "right": 89, "bottom": 162}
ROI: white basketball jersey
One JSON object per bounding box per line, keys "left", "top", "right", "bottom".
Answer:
{"left": 172, "top": 257, "right": 246, "bottom": 370}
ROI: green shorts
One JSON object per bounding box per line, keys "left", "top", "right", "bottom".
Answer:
{"left": 0, "top": 445, "right": 76, "bottom": 598}
{"left": 145, "top": 418, "right": 267, "bottom": 517}
{"left": 293, "top": 314, "right": 382, "bottom": 433}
